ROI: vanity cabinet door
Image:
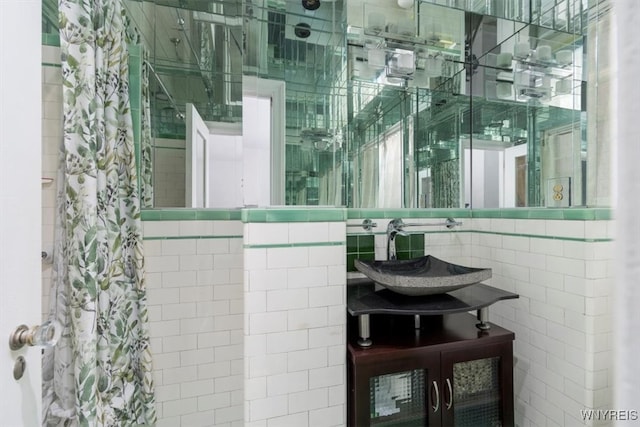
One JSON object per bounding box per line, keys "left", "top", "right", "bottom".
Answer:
{"left": 440, "top": 341, "right": 514, "bottom": 427}
{"left": 349, "top": 349, "right": 441, "bottom": 426}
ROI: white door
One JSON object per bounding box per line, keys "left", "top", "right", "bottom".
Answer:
{"left": 185, "top": 103, "right": 210, "bottom": 208}
{"left": 0, "top": 1, "right": 43, "bottom": 426}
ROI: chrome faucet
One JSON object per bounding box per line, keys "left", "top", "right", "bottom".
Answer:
{"left": 386, "top": 217, "right": 462, "bottom": 260}
{"left": 386, "top": 219, "right": 409, "bottom": 260}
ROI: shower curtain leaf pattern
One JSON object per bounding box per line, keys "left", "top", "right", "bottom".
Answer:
{"left": 432, "top": 158, "right": 460, "bottom": 208}
{"left": 140, "top": 49, "right": 153, "bottom": 208}
{"left": 43, "top": 0, "right": 156, "bottom": 425}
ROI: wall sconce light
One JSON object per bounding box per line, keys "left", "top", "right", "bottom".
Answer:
{"left": 368, "top": 48, "right": 387, "bottom": 69}
{"left": 556, "top": 49, "right": 573, "bottom": 66}
{"left": 555, "top": 78, "right": 572, "bottom": 94}
{"left": 514, "top": 41, "right": 530, "bottom": 59}
{"left": 387, "top": 49, "right": 415, "bottom": 77}
{"left": 397, "top": 0, "right": 413, "bottom": 9}
{"left": 424, "top": 55, "right": 443, "bottom": 77}
{"left": 496, "top": 82, "right": 513, "bottom": 99}
{"left": 535, "top": 44, "right": 552, "bottom": 62}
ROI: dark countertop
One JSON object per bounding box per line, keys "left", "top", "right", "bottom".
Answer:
{"left": 347, "top": 279, "right": 519, "bottom": 316}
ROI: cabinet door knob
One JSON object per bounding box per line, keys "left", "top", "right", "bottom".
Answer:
{"left": 430, "top": 380, "right": 440, "bottom": 412}
{"left": 445, "top": 378, "right": 453, "bottom": 410}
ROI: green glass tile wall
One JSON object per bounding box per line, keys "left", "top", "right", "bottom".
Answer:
{"left": 346, "top": 235, "right": 374, "bottom": 272}
{"left": 346, "top": 234, "right": 425, "bottom": 271}
{"left": 395, "top": 233, "right": 425, "bottom": 260}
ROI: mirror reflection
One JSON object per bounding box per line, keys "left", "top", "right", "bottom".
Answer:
{"left": 42, "top": 0, "right": 606, "bottom": 209}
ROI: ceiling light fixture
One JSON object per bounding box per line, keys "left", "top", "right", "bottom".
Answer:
{"left": 294, "top": 23, "right": 311, "bottom": 38}
{"left": 397, "top": 0, "right": 413, "bottom": 9}
{"left": 302, "top": 0, "right": 320, "bottom": 11}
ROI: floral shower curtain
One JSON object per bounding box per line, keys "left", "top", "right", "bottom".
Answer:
{"left": 42, "top": 0, "right": 156, "bottom": 425}
{"left": 431, "top": 159, "right": 460, "bottom": 208}
{"left": 140, "top": 50, "right": 154, "bottom": 208}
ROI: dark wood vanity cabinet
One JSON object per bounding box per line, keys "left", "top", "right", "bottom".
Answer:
{"left": 347, "top": 313, "right": 515, "bottom": 427}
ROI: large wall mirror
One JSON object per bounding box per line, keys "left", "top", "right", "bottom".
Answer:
{"left": 42, "top": 0, "right": 610, "bottom": 209}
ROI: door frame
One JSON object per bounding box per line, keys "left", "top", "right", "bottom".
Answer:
{"left": 242, "top": 75, "right": 286, "bottom": 205}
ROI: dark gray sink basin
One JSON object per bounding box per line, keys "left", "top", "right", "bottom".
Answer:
{"left": 354, "top": 255, "right": 492, "bottom": 296}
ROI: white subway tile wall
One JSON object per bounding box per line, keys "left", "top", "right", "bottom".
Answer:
{"left": 244, "top": 221, "right": 346, "bottom": 426}
{"left": 465, "top": 218, "right": 614, "bottom": 427}
{"left": 144, "top": 220, "right": 244, "bottom": 427}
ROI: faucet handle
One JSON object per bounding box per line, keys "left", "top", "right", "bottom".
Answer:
{"left": 388, "top": 218, "right": 404, "bottom": 230}
{"left": 362, "top": 219, "right": 377, "bottom": 231}
{"left": 445, "top": 217, "right": 462, "bottom": 229}
{"left": 387, "top": 219, "right": 409, "bottom": 236}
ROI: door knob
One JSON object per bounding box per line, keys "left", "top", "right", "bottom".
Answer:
{"left": 9, "top": 320, "right": 61, "bottom": 351}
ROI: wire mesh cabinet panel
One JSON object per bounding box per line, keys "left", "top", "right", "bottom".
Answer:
{"left": 441, "top": 342, "right": 514, "bottom": 427}
{"left": 348, "top": 314, "right": 515, "bottom": 427}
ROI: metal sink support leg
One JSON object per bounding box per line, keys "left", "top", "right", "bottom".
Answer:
{"left": 476, "top": 307, "right": 491, "bottom": 330}
{"left": 358, "top": 315, "right": 373, "bottom": 347}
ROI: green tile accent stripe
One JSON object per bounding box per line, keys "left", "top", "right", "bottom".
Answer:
{"left": 144, "top": 235, "right": 242, "bottom": 241}
{"left": 347, "top": 209, "right": 472, "bottom": 219}
{"left": 42, "top": 33, "right": 61, "bottom": 47}
{"left": 244, "top": 241, "right": 345, "bottom": 249}
{"left": 142, "top": 207, "right": 613, "bottom": 223}
{"left": 241, "top": 208, "right": 348, "bottom": 223}
{"left": 157, "top": 132, "right": 187, "bottom": 140}
{"left": 42, "top": 62, "right": 62, "bottom": 68}
{"left": 141, "top": 209, "right": 242, "bottom": 221}
{"left": 471, "top": 208, "right": 613, "bottom": 220}
{"left": 154, "top": 146, "right": 186, "bottom": 150}
{"left": 346, "top": 208, "right": 613, "bottom": 221}
{"left": 471, "top": 230, "right": 613, "bottom": 243}
{"left": 347, "top": 229, "right": 612, "bottom": 243}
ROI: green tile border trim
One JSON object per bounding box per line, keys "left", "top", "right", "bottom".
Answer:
{"left": 471, "top": 208, "right": 613, "bottom": 220}
{"left": 42, "top": 33, "right": 61, "bottom": 47}
{"left": 472, "top": 230, "right": 613, "bottom": 243}
{"left": 346, "top": 208, "right": 613, "bottom": 221}
{"left": 347, "top": 209, "right": 472, "bottom": 219}
{"left": 144, "top": 235, "right": 243, "bottom": 241}
{"left": 142, "top": 207, "right": 613, "bottom": 222}
{"left": 241, "top": 208, "right": 348, "bottom": 223}
{"left": 346, "top": 229, "right": 613, "bottom": 243}
{"left": 154, "top": 146, "right": 186, "bottom": 150}
{"left": 141, "top": 209, "right": 242, "bottom": 221}
{"left": 244, "top": 241, "right": 345, "bottom": 249}
{"left": 42, "top": 62, "right": 62, "bottom": 68}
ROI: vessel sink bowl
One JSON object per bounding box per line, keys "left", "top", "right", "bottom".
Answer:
{"left": 354, "top": 255, "right": 492, "bottom": 296}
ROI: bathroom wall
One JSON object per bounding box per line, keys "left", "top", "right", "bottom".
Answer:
{"left": 242, "top": 209, "right": 347, "bottom": 426}
{"left": 42, "top": 201, "right": 614, "bottom": 427}
{"left": 469, "top": 214, "right": 614, "bottom": 427}
{"left": 142, "top": 214, "right": 244, "bottom": 426}
{"left": 40, "top": 27, "right": 613, "bottom": 427}
{"left": 139, "top": 208, "right": 347, "bottom": 426}
{"left": 42, "top": 149, "right": 613, "bottom": 427}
